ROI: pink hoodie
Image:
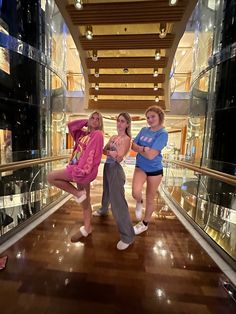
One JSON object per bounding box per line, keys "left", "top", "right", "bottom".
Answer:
{"left": 65, "top": 119, "right": 104, "bottom": 184}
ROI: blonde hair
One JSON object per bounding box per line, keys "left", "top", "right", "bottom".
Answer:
{"left": 145, "top": 106, "right": 165, "bottom": 125}
{"left": 117, "top": 112, "right": 132, "bottom": 138}
{"left": 88, "top": 111, "right": 104, "bottom": 132}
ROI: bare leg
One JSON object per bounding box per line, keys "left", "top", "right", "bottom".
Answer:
{"left": 70, "top": 183, "right": 92, "bottom": 242}
{"left": 144, "top": 175, "right": 162, "bottom": 222}
{"left": 80, "top": 183, "right": 92, "bottom": 233}
{"left": 132, "top": 167, "right": 147, "bottom": 202}
{"left": 47, "top": 169, "right": 85, "bottom": 198}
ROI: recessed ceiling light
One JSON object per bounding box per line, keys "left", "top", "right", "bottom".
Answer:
{"left": 155, "top": 49, "right": 161, "bottom": 60}
{"left": 153, "top": 69, "right": 159, "bottom": 77}
{"left": 86, "top": 26, "right": 93, "bottom": 40}
{"left": 74, "top": 0, "right": 83, "bottom": 10}
{"left": 154, "top": 84, "right": 158, "bottom": 91}
{"left": 92, "top": 50, "right": 98, "bottom": 61}
{"left": 169, "top": 0, "right": 178, "bottom": 6}
{"left": 159, "top": 23, "right": 167, "bottom": 38}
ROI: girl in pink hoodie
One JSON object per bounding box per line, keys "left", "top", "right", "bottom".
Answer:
{"left": 47, "top": 111, "right": 104, "bottom": 241}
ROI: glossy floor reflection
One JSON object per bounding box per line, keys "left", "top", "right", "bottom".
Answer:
{"left": 0, "top": 176, "right": 236, "bottom": 313}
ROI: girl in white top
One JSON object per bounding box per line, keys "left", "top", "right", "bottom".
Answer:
{"left": 93, "top": 112, "right": 135, "bottom": 250}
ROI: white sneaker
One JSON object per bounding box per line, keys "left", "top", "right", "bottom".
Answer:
{"left": 92, "top": 210, "right": 108, "bottom": 217}
{"left": 135, "top": 201, "right": 143, "bottom": 220}
{"left": 117, "top": 240, "right": 130, "bottom": 250}
{"left": 133, "top": 221, "right": 148, "bottom": 235}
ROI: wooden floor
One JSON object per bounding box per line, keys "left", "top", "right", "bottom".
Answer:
{"left": 0, "top": 178, "right": 236, "bottom": 314}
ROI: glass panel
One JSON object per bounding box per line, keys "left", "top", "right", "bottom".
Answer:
{"left": 0, "top": 157, "right": 68, "bottom": 237}
{"left": 163, "top": 160, "right": 236, "bottom": 261}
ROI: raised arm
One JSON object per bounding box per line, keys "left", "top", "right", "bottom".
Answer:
{"left": 68, "top": 119, "right": 88, "bottom": 141}
{"left": 67, "top": 130, "right": 104, "bottom": 182}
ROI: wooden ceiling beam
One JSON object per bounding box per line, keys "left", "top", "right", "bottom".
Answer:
{"left": 89, "top": 88, "right": 164, "bottom": 96}
{"left": 89, "top": 99, "right": 165, "bottom": 110}
{"left": 80, "top": 34, "right": 175, "bottom": 50}
{"left": 88, "top": 74, "right": 165, "bottom": 83}
{"left": 66, "top": 1, "right": 185, "bottom": 25}
{"left": 86, "top": 57, "right": 168, "bottom": 69}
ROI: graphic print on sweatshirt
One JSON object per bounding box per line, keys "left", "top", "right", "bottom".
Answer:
{"left": 69, "top": 134, "right": 90, "bottom": 165}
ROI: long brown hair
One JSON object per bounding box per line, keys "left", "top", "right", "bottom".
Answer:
{"left": 117, "top": 112, "right": 131, "bottom": 138}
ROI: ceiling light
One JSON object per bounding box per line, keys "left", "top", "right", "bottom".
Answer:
{"left": 95, "top": 83, "right": 99, "bottom": 90}
{"left": 169, "top": 0, "right": 178, "bottom": 6}
{"left": 74, "top": 0, "right": 83, "bottom": 10}
{"left": 86, "top": 26, "right": 93, "bottom": 40}
{"left": 123, "top": 68, "right": 129, "bottom": 74}
{"left": 159, "top": 23, "right": 167, "bottom": 39}
{"left": 155, "top": 96, "right": 160, "bottom": 102}
{"left": 154, "top": 84, "right": 158, "bottom": 91}
{"left": 153, "top": 69, "right": 159, "bottom": 77}
{"left": 155, "top": 49, "right": 161, "bottom": 61}
{"left": 91, "top": 50, "right": 98, "bottom": 61}
{"left": 94, "top": 95, "right": 98, "bottom": 101}
{"left": 94, "top": 69, "right": 99, "bottom": 78}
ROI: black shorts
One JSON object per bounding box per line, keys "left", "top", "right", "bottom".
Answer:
{"left": 136, "top": 166, "right": 163, "bottom": 177}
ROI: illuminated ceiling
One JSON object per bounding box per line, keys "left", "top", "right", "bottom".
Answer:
{"left": 56, "top": 0, "right": 197, "bottom": 112}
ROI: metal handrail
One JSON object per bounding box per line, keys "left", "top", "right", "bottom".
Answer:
{"left": 0, "top": 155, "right": 70, "bottom": 172}
{"left": 166, "top": 159, "right": 236, "bottom": 186}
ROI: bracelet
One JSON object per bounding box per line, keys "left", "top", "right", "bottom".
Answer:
{"left": 142, "top": 146, "right": 145, "bottom": 152}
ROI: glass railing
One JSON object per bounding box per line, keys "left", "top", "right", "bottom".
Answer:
{"left": 162, "top": 158, "right": 236, "bottom": 269}
{"left": 0, "top": 155, "right": 70, "bottom": 241}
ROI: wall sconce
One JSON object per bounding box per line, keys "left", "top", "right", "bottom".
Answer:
{"left": 155, "top": 96, "right": 160, "bottom": 102}
{"left": 169, "top": 0, "right": 178, "bottom": 6}
{"left": 159, "top": 23, "right": 167, "bottom": 39}
{"left": 153, "top": 84, "right": 158, "bottom": 91}
{"left": 95, "top": 83, "right": 99, "bottom": 90}
{"left": 94, "top": 95, "right": 98, "bottom": 101}
{"left": 155, "top": 49, "right": 161, "bottom": 61}
{"left": 153, "top": 69, "right": 159, "bottom": 77}
{"left": 94, "top": 69, "right": 99, "bottom": 78}
{"left": 86, "top": 26, "right": 93, "bottom": 40}
{"left": 91, "top": 50, "right": 98, "bottom": 61}
{"left": 74, "top": 0, "right": 83, "bottom": 10}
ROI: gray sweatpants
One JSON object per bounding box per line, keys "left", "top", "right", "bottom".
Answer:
{"left": 99, "top": 162, "right": 135, "bottom": 244}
